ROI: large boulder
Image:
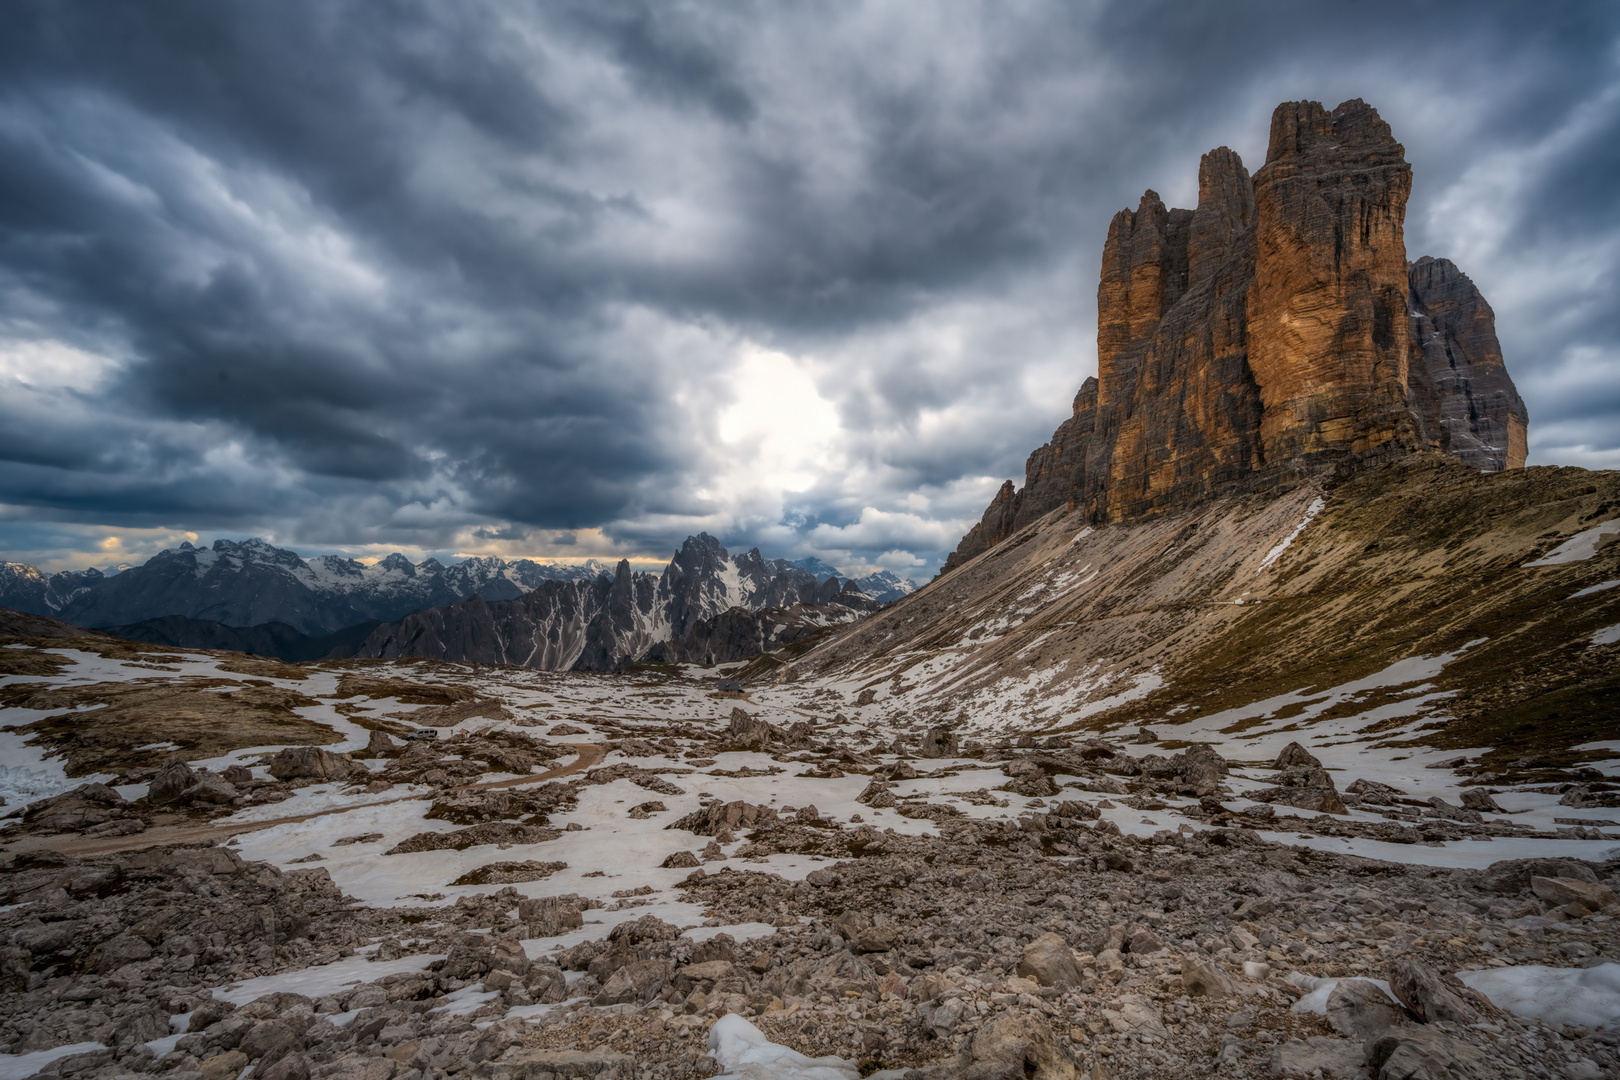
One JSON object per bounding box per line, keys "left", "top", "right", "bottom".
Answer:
{"left": 1365, "top": 1025, "right": 1493, "bottom": 1080}
{"left": 1268, "top": 1036, "right": 1364, "bottom": 1079}
{"left": 1275, "top": 742, "right": 1322, "bottom": 769}
{"left": 1016, "top": 933, "right": 1085, "bottom": 990}
{"left": 592, "top": 959, "right": 672, "bottom": 1005}
{"left": 518, "top": 896, "right": 587, "bottom": 938}
{"left": 667, "top": 800, "right": 778, "bottom": 836}
{"left": 917, "top": 727, "right": 960, "bottom": 759}
{"left": 147, "top": 761, "right": 196, "bottom": 805}
{"left": 1179, "top": 955, "right": 1234, "bottom": 998}
{"left": 181, "top": 771, "right": 240, "bottom": 805}
{"left": 959, "top": 1013, "right": 1078, "bottom": 1080}
{"left": 1530, "top": 876, "right": 1618, "bottom": 911}
{"left": 1386, "top": 957, "right": 1483, "bottom": 1025}
{"left": 1480, "top": 858, "right": 1599, "bottom": 894}
{"left": 1325, "top": 979, "right": 1408, "bottom": 1039}
{"left": 267, "top": 747, "right": 361, "bottom": 782}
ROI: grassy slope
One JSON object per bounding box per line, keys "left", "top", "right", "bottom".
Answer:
{"left": 800, "top": 456, "right": 1619, "bottom": 775}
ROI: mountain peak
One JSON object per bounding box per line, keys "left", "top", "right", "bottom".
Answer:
{"left": 944, "top": 98, "right": 1526, "bottom": 574}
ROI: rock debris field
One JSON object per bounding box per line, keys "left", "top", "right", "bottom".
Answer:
{"left": 1, "top": 642, "right": 1618, "bottom": 1080}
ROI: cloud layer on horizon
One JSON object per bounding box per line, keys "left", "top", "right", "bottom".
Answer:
{"left": 2, "top": 1, "right": 1617, "bottom": 575}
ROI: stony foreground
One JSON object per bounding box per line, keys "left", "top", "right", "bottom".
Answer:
{"left": 3, "top": 787, "right": 1617, "bottom": 1079}
{"left": 3, "top": 638, "right": 1619, "bottom": 1080}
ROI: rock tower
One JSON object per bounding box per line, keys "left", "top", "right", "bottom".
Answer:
{"left": 944, "top": 99, "right": 1528, "bottom": 572}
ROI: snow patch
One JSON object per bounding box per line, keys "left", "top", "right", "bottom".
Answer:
{"left": 1523, "top": 520, "right": 1620, "bottom": 566}
{"left": 1257, "top": 497, "right": 1325, "bottom": 573}
{"left": 1592, "top": 624, "right": 1620, "bottom": 648}
{"left": 1569, "top": 579, "right": 1620, "bottom": 599}
{"left": 1457, "top": 963, "right": 1620, "bottom": 1031}
{"left": 0, "top": 1042, "right": 106, "bottom": 1080}
{"left": 708, "top": 1014, "right": 907, "bottom": 1080}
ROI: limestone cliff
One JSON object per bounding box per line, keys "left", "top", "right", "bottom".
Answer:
{"left": 944, "top": 99, "right": 1527, "bottom": 572}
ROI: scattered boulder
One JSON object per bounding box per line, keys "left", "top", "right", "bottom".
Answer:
{"left": 918, "top": 727, "right": 960, "bottom": 759}
{"left": 667, "top": 800, "right": 778, "bottom": 835}
{"left": 1530, "top": 875, "right": 1618, "bottom": 911}
{"left": 1275, "top": 742, "right": 1322, "bottom": 769}
{"left": 1365, "top": 1025, "right": 1492, "bottom": 1080}
{"left": 147, "top": 761, "right": 196, "bottom": 805}
{"left": 593, "top": 959, "right": 672, "bottom": 1005}
{"left": 1326, "top": 979, "right": 1408, "bottom": 1039}
{"left": 267, "top": 746, "right": 362, "bottom": 782}
{"left": 1180, "top": 955, "right": 1235, "bottom": 998}
{"left": 1386, "top": 957, "right": 1482, "bottom": 1025}
{"left": 1480, "top": 857, "right": 1599, "bottom": 894}
{"left": 727, "top": 708, "right": 778, "bottom": 749}
{"left": 1345, "top": 778, "right": 1404, "bottom": 805}
{"left": 181, "top": 770, "right": 240, "bottom": 805}
{"left": 363, "top": 729, "right": 400, "bottom": 758}
{"left": 661, "top": 850, "right": 701, "bottom": 869}
{"left": 853, "top": 925, "right": 901, "bottom": 953}
{"left": 948, "top": 1012, "right": 1078, "bottom": 1080}
{"left": 518, "top": 896, "right": 587, "bottom": 938}
{"left": 1458, "top": 789, "right": 1503, "bottom": 813}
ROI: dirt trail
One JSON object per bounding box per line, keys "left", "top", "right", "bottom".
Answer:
{"left": 0, "top": 743, "right": 606, "bottom": 859}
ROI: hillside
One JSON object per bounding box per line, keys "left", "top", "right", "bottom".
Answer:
{"left": 797, "top": 456, "right": 1619, "bottom": 775}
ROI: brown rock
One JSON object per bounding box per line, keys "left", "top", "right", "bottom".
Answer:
{"left": 200, "top": 1051, "right": 249, "bottom": 1080}
{"left": 1530, "top": 876, "right": 1619, "bottom": 911}
{"left": 147, "top": 760, "right": 196, "bottom": 805}
{"left": 1274, "top": 742, "right": 1322, "bottom": 770}
{"left": 593, "top": 959, "right": 671, "bottom": 1005}
{"left": 667, "top": 799, "right": 778, "bottom": 836}
{"left": 1017, "top": 933, "right": 1086, "bottom": 990}
{"left": 1249, "top": 99, "right": 1417, "bottom": 466}
{"left": 1325, "top": 979, "right": 1408, "bottom": 1039}
{"left": 267, "top": 746, "right": 361, "bottom": 782}
{"left": 962, "top": 1013, "right": 1079, "bottom": 1080}
{"left": 1180, "top": 955, "right": 1235, "bottom": 998}
{"left": 943, "top": 99, "right": 1527, "bottom": 573}
{"left": 1386, "top": 957, "right": 1481, "bottom": 1025}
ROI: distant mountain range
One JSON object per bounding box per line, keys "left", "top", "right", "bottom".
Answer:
{"left": 0, "top": 539, "right": 611, "bottom": 635}
{"left": 350, "top": 534, "right": 888, "bottom": 670}
{"left": 0, "top": 537, "right": 915, "bottom": 637}
{"left": 0, "top": 534, "right": 916, "bottom": 669}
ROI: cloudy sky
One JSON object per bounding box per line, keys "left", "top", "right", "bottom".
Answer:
{"left": 2, "top": 1, "right": 1616, "bottom": 578}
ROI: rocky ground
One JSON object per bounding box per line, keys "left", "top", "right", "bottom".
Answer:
{"left": 2, "top": 642, "right": 1619, "bottom": 1080}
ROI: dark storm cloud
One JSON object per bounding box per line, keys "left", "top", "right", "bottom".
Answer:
{"left": 0, "top": 0, "right": 1617, "bottom": 576}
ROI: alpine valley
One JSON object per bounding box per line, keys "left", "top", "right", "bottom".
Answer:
{"left": 1, "top": 100, "right": 1618, "bottom": 1080}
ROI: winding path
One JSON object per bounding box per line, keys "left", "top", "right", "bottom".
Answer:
{"left": 0, "top": 743, "right": 606, "bottom": 859}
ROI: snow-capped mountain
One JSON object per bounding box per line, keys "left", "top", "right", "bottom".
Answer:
{"left": 354, "top": 533, "right": 881, "bottom": 671}
{"left": 2, "top": 533, "right": 893, "bottom": 667}
{"left": 1, "top": 539, "right": 616, "bottom": 636}
{"left": 846, "top": 570, "right": 917, "bottom": 604}
{"left": 0, "top": 562, "right": 105, "bottom": 616}
{"left": 782, "top": 558, "right": 916, "bottom": 603}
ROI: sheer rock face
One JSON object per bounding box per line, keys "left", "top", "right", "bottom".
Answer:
{"left": 944, "top": 99, "right": 1526, "bottom": 573}
{"left": 1407, "top": 256, "right": 1529, "bottom": 471}
{"left": 1249, "top": 98, "right": 1418, "bottom": 466}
